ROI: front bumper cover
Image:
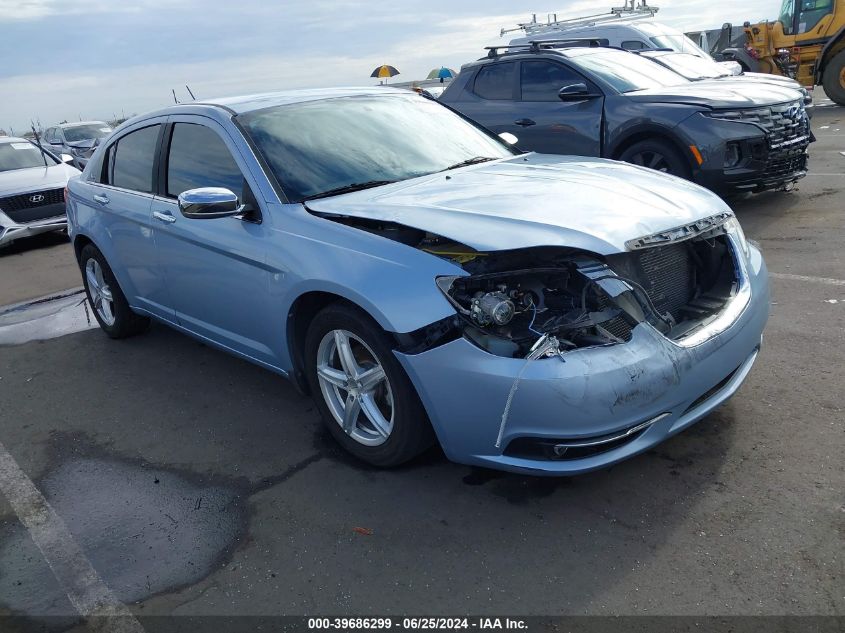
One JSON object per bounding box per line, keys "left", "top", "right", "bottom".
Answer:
{"left": 396, "top": 245, "right": 769, "bottom": 476}
{"left": 0, "top": 210, "right": 67, "bottom": 247}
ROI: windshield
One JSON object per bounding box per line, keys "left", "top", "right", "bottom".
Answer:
{"left": 649, "top": 34, "right": 710, "bottom": 58}
{"left": 0, "top": 141, "right": 57, "bottom": 172}
{"left": 648, "top": 52, "right": 729, "bottom": 79}
{"left": 238, "top": 95, "right": 514, "bottom": 202}
{"left": 63, "top": 124, "right": 112, "bottom": 142}
{"left": 565, "top": 49, "right": 689, "bottom": 93}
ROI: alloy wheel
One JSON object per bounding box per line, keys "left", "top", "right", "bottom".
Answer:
{"left": 315, "top": 329, "right": 394, "bottom": 446}
{"left": 85, "top": 258, "right": 116, "bottom": 326}
{"left": 629, "top": 151, "right": 671, "bottom": 173}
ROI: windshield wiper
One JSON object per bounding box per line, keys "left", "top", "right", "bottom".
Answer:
{"left": 303, "top": 180, "right": 396, "bottom": 201}
{"left": 440, "top": 156, "right": 497, "bottom": 172}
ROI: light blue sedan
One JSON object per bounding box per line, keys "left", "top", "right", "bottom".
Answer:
{"left": 65, "top": 88, "right": 769, "bottom": 475}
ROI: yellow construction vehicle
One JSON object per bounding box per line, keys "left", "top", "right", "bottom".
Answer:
{"left": 742, "top": 0, "right": 845, "bottom": 104}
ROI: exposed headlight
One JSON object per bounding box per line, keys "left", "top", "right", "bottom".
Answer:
{"left": 724, "top": 216, "right": 751, "bottom": 259}
{"left": 435, "top": 263, "right": 634, "bottom": 358}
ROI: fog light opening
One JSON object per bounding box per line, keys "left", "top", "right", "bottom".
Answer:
{"left": 724, "top": 142, "right": 742, "bottom": 169}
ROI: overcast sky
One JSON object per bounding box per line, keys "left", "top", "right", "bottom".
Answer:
{"left": 0, "top": 0, "right": 775, "bottom": 133}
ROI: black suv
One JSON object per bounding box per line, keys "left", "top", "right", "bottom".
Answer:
{"left": 440, "top": 43, "right": 812, "bottom": 194}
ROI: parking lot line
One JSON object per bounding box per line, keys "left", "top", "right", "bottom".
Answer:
{"left": 770, "top": 272, "right": 845, "bottom": 286}
{"left": 0, "top": 439, "right": 145, "bottom": 632}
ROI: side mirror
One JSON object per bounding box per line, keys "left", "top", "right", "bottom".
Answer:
{"left": 60, "top": 154, "right": 74, "bottom": 163}
{"left": 558, "top": 83, "right": 592, "bottom": 101}
{"left": 498, "top": 132, "right": 519, "bottom": 145}
{"left": 178, "top": 187, "right": 243, "bottom": 219}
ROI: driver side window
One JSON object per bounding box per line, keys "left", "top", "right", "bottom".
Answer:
{"left": 797, "top": 0, "right": 832, "bottom": 33}
{"left": 165, "top": 123, "right": 244, "bottom": 200}
{"left": 520, "top": 61, "right": 584, "bottom": 101}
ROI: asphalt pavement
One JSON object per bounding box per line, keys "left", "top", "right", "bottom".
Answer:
{"left": 0, "top": 99, "right": 842, "bottom": 629}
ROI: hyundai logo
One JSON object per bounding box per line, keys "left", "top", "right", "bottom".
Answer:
{"left": 787, "top": 105, "right": 800, "bottom": 120}
{"left": 29, "top": 194, "right": 45, "bottom": 203}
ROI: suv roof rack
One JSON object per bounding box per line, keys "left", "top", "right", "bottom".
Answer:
{"left": 500, "top": 0, "right": 659, "bottom": 38}
{"left": 484, "top": 38, "right": 610, "bottom": 58}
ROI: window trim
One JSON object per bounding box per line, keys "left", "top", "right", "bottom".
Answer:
{"left": 99, "top": 121, "right": 165, "bottom": 196}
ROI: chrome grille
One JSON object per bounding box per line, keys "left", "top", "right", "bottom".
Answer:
{"left": 707, "top": 100, "right": 810, "bottom": 150}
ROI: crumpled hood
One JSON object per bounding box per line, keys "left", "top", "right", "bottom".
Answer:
{"left": 66, "top": 139, "right": 98, "bottom": 150}
{"left": 626, "top": 80, "right": 803, "bottom": 108}
{"left": 306, "top": 154, "right": 733, "bottom": 255}
{"left": 0, "top": 163, "right": 79, "bottom": 197}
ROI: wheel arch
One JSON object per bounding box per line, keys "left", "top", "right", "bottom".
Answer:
{"left": 286, "top": 290, "right": 393, "bottom": 395}
{"left": 609, "top": 129, "right": 696, "bottom": 174}
{"left": 72, "top": 233, "right": 95, "bottom": 264}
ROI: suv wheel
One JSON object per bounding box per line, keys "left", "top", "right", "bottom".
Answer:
{"left": 79, "top": 243, "right": 150, "bottom": 338}
{"left": 821, "top": 50, "right": 845, "bottom": 106}
{"left": 304, "top": 303, "right": 434, "bottom": 467}
{"left": 618, "top": 139, "right": 690, "bottom": 180}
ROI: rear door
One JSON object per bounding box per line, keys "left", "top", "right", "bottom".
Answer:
{"left": 515, "top": 60, "right": 604, "bottom": 156}
{"left": 72, "top": 120, "right": 171, "bottom": 317}
{"left": 151, "top": 116, "right": 275, "bottom": 365}
{"left": 449, "top": 61, "right": 522, "bottom": 137}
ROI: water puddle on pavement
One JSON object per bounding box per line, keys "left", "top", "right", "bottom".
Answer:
{"left": 0, "top": 436, "right": 247, "bottom": 622}
{"left": 0, "top": 290, "right": 98, "bottom": 345}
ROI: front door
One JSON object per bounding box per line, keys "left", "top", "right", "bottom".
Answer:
{"left": 151, "top": 117, "right": 276, "bottom": 365}
{"left": 515, "top": 60, "right": 604, "bottom": 156}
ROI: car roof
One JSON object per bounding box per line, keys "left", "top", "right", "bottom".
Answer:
{"left": 469, "top": 45, "right": 631, "bottom": 67}
{"left": 197, "top": 86, "right": 412, "bottom": 115}
{"left": 57, "top": 121, "right": 110, "bottom": 128}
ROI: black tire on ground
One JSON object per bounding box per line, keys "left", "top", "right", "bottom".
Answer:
{"left": 821, "top": 49, "right": 845, "bottom": 106}
{"left": 304, "top": 302, "right": 435, "bottom": 467}
{"left": 79, "top": 243, "right": 150, "bottom": 339}
{"left": 618, "top": 139, "right": 692, "bottom": 180}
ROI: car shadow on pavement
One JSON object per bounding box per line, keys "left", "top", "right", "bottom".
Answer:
{"left": 0, "top": 231, "right": 69, "bottom": 258}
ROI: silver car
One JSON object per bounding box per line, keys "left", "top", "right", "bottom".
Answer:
{"left": 0, "top": 137, "right": 80, "bottom": 247}
{"left": 41, "top": 121, "right": 113, "bottom": 170}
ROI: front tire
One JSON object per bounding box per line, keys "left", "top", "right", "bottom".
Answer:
{"left": 79, "top": 243, "right": 149, "bottom": 338}
{"left": 618, "top": 139, "right": 691, "bottom": 180}
{"left": 821, "top": 50, "right": 845, "bottom": 106}
{"left": 304, "top": 303, "right": 434, "bottom": 467}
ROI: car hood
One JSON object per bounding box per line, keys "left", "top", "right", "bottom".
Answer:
{"left": 305, "top": 154, "right": 732, "bottom": 255}
{"left": 626, "top": 80, "right": 803, "bottom": 108}
{"left": 0, "top": 163, "right": 79, "bottom": 197}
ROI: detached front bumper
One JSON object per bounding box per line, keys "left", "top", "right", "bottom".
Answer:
{"left": 0, "top": 211, "right": 67, "bottom": 247}
{"left": 396, "top": 246, "right": 769, "bottom": 476}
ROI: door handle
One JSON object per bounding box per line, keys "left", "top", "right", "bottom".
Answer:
{"left": 153, "top": 211, "right": 176, "bottom": 224}
{"left": 514, "top": 118, "right": 536, "bottom": 127}
{"left": 93, "top": 194, "right": 110, "bottom": 205}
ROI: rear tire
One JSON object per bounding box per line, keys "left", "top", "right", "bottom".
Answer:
{"left": 79, "top": 243, "right": 149, "bottom": 339}
{"left": 618, "top": 139, "right": 691, "bottom": 180}
{"left": 821, "top": 50, "right": 845, "bottom": 106}
{"left": 304, "top": 303, "right": 434, "bottom": 467}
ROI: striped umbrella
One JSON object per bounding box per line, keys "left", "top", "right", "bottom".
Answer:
{"left": 371, "top": 64, "right": 400, "bottom": 83}
{"left": 427, "top": 67, "right": 457, "bottom": 83}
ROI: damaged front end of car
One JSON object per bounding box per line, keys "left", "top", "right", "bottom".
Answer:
{"left": 425, "top": 211, "right": 744, "bottom": 361}
{"left": 309, "top": 203, "right": 766, "bottom": 475}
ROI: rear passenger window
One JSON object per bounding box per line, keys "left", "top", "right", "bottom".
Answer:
{"left": 621, "top": 40, "right": 648, "bottom": 50}
{"left": 166, "top": 123, "right": 243, "bottom": 199}
{"left": 474, "top": 62, "right": 516, "bottom": 100}
{"left": 520, "top": 61, "right": 583, "bottom": 101}
{"left": 111, "top": 125, "right": 160, "bottom": 193}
